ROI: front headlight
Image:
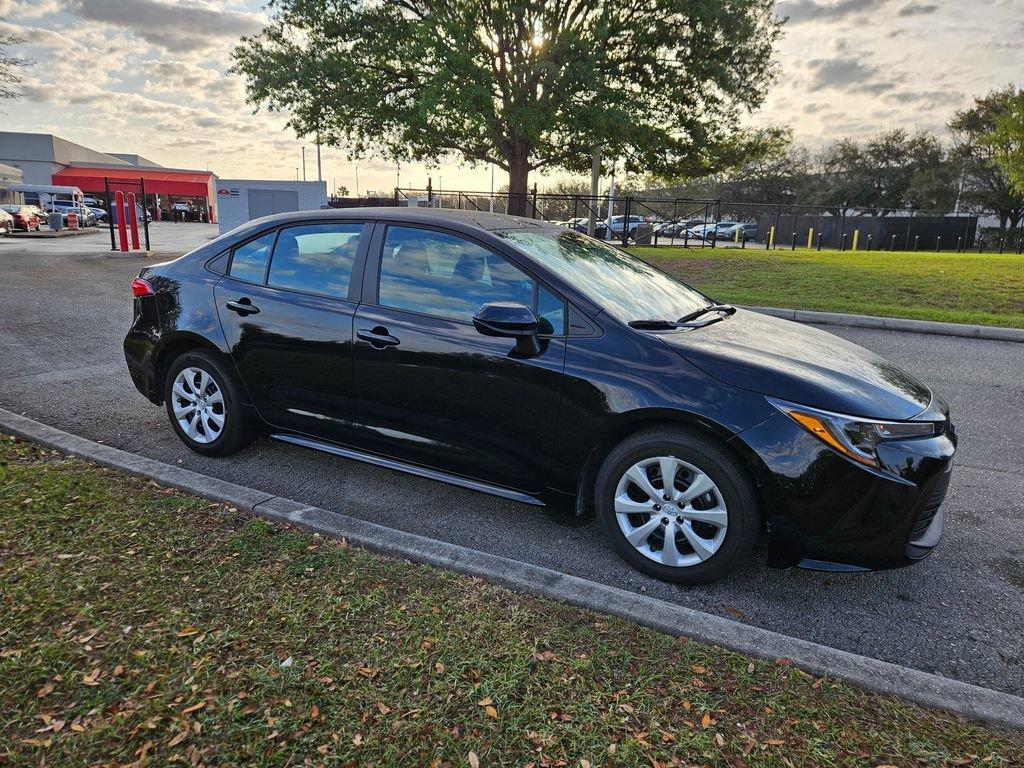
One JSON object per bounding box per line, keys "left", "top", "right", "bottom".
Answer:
{"left": 767, "top": 397, "right": 937, "bottom": 467}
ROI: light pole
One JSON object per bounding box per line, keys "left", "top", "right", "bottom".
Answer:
{"left": 301, "top": 146, "right": 307, "bottom": 182}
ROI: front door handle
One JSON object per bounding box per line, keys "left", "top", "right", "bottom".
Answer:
{"left": 357, "top": 326, "right": 400, "bottom": 349}
{"left": 226, "top": 298, "right": 260, "bottom": 316}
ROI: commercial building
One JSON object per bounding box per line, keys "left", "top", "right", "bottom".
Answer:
{"left": 0, "top": 162, "right": 24, "bottom": 204}
{"left": 0, "top": 131, "right": 329, "bottom": 231}
{"left": 0, "top": 131, "right": 217, "bottom": 222}
{"left": 215, "top": 179, "right": 328, "bottom": 234}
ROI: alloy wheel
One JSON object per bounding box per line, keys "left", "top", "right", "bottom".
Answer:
{"left": 171, "top": 367, "right": 225, "bottom": 444}
{"left": 614, "top": 455, "right": 728, "bottom": 568}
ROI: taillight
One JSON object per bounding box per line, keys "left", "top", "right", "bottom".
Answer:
{"left": 131, "top": 277, "right": 154, "bottom": 297}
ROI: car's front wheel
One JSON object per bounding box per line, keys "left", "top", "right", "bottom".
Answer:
{"left": 163, "top": 350, "right": 255, "bottom": 456}
{"left": 595, "top": 427, "right": 761, "bottom": 584}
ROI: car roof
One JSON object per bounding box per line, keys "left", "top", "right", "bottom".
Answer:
{"left": 244, "top": 206, "right": 559, "bottom": 234}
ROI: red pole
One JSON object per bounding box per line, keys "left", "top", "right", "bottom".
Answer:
{"left": 115, "top": 191, "right": 128, "bottom": 252}
{"left": 128, "top": 192, "right": 140, "bottom": 250}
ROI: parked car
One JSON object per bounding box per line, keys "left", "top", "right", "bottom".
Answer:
{"left": 715, "top": 222, "right": 759, "bottom": 241}
{"left": 26, "top": 204, "right": 47, "bottom": 225}
{"left": 124, "top": 209, "right": 955, "bottom": 585}
{"left": 0, "top": 208, "right": 14, "bottom": 234}
{"left": 1, "top": 204, "right": 41, "bottom": 231}
{"left": 88, "top": 205, "right": 109, "bottom": 223}
{"left": 605, "top": 215, "right": 648, "bottom": 239}
{"left": 47, "top": 200, "right": 98, "bottom": 227}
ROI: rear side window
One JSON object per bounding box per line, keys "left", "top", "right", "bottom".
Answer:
{"left": 229, "top": 231, "right": 277, "bottom": 283}
{"left": 267, "top": 223, "right": 363, "bottom": 299}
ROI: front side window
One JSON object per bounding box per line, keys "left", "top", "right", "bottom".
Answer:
{"left": 378, "top": 226, "right": 535, "bottom": 323}
{"left": 229, "top": 230, "right": 277, "bottom": 284}
{"left": 267, "top": 223, "right": 363, "bottom": 299}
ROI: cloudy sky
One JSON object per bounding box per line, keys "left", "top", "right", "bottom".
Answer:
{"left": 2, "top": 0, "right": 1021, "bottom": 193}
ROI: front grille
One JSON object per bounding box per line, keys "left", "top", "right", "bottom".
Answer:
{"left": 910, "top": 471, "right": 950, "bottom": 541}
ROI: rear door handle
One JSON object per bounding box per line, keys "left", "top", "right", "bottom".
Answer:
{"left": 226, "top": 298, "right": 260, "bottom": 316}
{"left": 357, "top": 327, "right": 400, "bottom": 349}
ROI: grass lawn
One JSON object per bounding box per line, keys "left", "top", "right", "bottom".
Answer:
{"left": 2, "top": 435, "right": 1022, "bottom": 767}
{"left": 632, "top": 246, "right": 1024, "bottom": 328}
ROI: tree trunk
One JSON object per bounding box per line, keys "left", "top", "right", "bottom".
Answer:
{"left": 506, "top": 157, "right": 530, "bottom": 218}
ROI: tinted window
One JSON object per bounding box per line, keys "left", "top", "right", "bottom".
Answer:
{"left": 267, "top": 223, "right": 362, "bottom": 299}
{"left": 537, "top": 285, "right": 565, "bottom": 335}
{"left": 229, "top": 231, "right": 277, "bottom": 284}
{"left": 378, "top": 226, "right": 534, "bottom": 322}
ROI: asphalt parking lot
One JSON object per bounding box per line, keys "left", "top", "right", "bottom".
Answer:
{"left": 1, "top": 242, "right": 1022, "bottom": 697}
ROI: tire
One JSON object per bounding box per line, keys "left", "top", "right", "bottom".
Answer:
{"left": 594, "top": 426, "right": 760, "bottom": 585}
{"left": 163, "top": 349, "right": 255, "bottom": 456}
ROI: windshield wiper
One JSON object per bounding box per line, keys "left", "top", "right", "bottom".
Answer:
{"left": 628, "top": 319, "right": 679, "bottom": 330}
{"left": 676, "top": 304, "right": 736, "bottom": 324}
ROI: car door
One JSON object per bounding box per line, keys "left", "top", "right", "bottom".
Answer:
{"left": 351, "top": 223, "right": 567, "bottom": 494}
{"left": 215, "top": 221, "right": 369, "bottom": 444}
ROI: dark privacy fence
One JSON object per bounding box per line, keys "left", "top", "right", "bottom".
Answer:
{"left": 321, "top": 187, "right": 1008, "bottom": 252}
{"left": 756, "top": 214, "right": 979, "bottom": 251}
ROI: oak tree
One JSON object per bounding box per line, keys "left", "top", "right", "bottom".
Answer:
{"left": 233, "top": 0, "right": 780, "bottom": 215}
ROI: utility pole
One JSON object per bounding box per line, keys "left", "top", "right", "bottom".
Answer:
{"left": 301, "top": 146, "right": 306, "bottom": 181}
{"left": 587, "top": 146, "right": 600, "bottom": 237}
{"left": 316, "top": 140, "right": 322, "bottom": 182}
{"left": 355, "top": 166, "right": 360, "bottom": 197}
{"left": 396, "top": 163, "right": 400, "bottom": 190}
{"left": 490, "top": 163, "right": 495, "bottom": 213}
{"left": 607, "top": 162, "right": 616, "bottom": 236}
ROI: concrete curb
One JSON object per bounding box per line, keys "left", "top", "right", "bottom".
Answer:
{"left": 2, "top": 406, "right": 1023, "bottom": 731}
{"left": 745, "top": 305, "right": 1024, "bottom": 343}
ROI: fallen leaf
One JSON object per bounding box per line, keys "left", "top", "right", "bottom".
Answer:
{"left": 36, "top": 682, "right": 54, "bottom": 698}
{"left": 468, "top": 751, "right": 480, "bottom": 768}
{"left": 691, "top": 664, "right": 707, "bottom": 674}
{"left": 310, "top": 705, "right": 319, "bottom": 720}
{"left": 581, "top": 760, "right": 592, "bottom": 768}
{"left": 485, "top": 705, "right": 498, "bottom": 719}
{"left": 435, "top": 662, "right": 445, "bottom": 674}
{"left": 477, "top": 696, "right": 493, "bottom": 707}
{"left": 168, "top": 730, "right": 189, "bottom": 747}
{"left": 701, "top": 713, "right": 712, "bottom": 728}
{"left": 181, "top": 701, "right": 206, "bottom": 715}
{"left": 775, "top": 658, "right": 792, "bottom": 666}
{"left": 353, "top": 733, "right": 363, "bottom": 746}
{"left": 81, "top": 668, "right": 101, "bottom": 686}
{"left": 176, "top": 627, "right": 199, "bottom": 638}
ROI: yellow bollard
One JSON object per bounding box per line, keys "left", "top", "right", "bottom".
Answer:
{"left": 851, "top": 229, "right": 860, "bottom": 251}
{"left": 734, "top": 225, "right": 740, "bottom": 243}
{"left": 807, "top": 228, "right": 814, "bottom": 249}
{"left": 768, "top": 226, "right": 776, "bottom": 249}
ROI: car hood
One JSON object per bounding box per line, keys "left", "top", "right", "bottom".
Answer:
{"left": 657, "top": 309, "right": 932, "bottom": 420}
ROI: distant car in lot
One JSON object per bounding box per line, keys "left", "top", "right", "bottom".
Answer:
{"left": 47, "top": 200, "right": 98, "bottom": 227}
{"left": 605, "top": 215, "right": 648, "bottom": 239}
{"left": 1, "top": 204, "right": 41, "bottom": 231}
{"left": 715, "top": 222, "right": 759, "bottom": 241}
{"left": 0, "top": 208, "right": 14, "bottom": 234}
{"left": 88, "top": 206, "right": 109, "bottom": 223}
{"left": 124, "top": 208, "right": 956, "bottom": 585}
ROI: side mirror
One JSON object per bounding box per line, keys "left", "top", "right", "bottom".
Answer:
{"left": 473, "top": 301, "right": 541, "bottom": 356}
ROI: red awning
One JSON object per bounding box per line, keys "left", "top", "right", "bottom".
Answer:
{"left": 51, "top": 166, "right": 213, "bottom": 198}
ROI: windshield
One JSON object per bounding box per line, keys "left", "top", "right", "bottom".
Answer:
{"left": 497, "top": 229, "right": 710, "bottom": 323}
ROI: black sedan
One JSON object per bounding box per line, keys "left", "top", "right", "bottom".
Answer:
{"left": 124, "top": 209, "right": 955, "bottom": 584}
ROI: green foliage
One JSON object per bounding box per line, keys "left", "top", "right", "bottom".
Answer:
{"left": 232, "top": 0, "right": 781, "bottom": 210}
{"left": 949, "top": 87, "right": 1024, "bottom": 229}
{"left": 985, "top": 91, "right": 1024, "bottom": 195}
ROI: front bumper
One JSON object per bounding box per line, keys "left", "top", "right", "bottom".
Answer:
{"left": 731, "top": 412, "right": 956, "bottom": 571}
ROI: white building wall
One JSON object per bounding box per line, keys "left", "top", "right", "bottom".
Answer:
{"left": 216, "top": 179, "right": 328, "bottom": 235}
{"left": 0, "top": 159, "right": 62, "bottom": 185}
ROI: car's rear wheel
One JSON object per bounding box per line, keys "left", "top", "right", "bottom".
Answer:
{"left": 163, "top": 350, "right": 255, "bottom": 456}
{"left": 595, "top": 427, "right": 760, "bottom": 584}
